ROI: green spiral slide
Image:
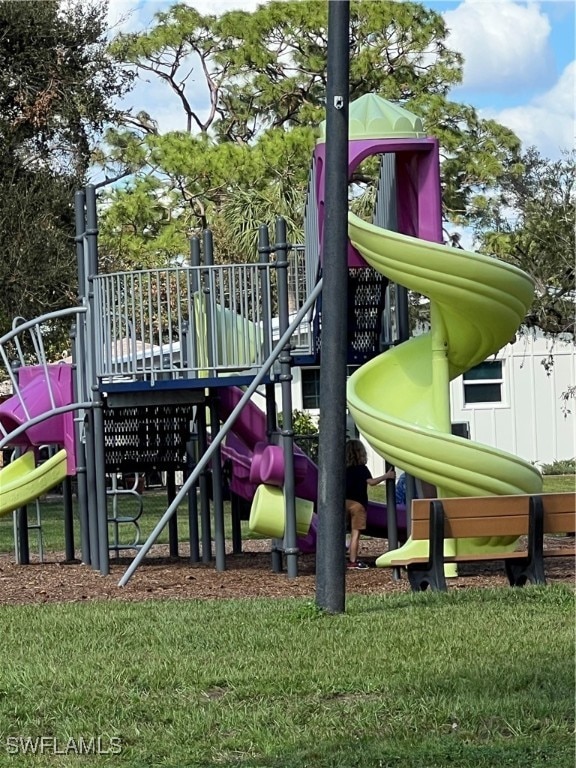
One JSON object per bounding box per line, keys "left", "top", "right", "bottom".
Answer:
{"left": 346, "top": 213, "right": 543, "bottom": 566}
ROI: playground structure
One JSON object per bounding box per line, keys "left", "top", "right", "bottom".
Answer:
{"left": 0, "top": 94, "right": 541, "bottom": 583}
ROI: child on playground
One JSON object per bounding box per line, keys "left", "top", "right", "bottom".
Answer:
{"left": 345, "top": 438, "right": 395, "bottom": 569}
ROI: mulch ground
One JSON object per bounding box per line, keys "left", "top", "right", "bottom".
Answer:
{"left": 0, "top": 537, "right": 573, "bottom": 606}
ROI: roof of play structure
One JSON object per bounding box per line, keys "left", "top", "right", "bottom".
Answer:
{"left": 318, "top": 93, "right": 427, "bottom": 141}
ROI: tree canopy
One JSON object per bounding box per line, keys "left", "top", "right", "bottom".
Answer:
{"left": 473, "top": 147, "right": 575, "bottom": 338}
{"left": 100, "top": 0, "right": 521, "bottom": 270}
{"left": 0, "top": 0, "right": 131, "bottom": 340}
{"left": 2, "top": 0, "right": 572, "bottom": 348}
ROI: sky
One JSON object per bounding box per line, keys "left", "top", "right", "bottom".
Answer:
{"left": 106, "top": 0, "right": 575, "bottom": 160}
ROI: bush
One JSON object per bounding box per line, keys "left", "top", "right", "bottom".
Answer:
{"left": 540, "top": 458, "right": 576, "bottom": 475}
{"left": 279, "top": 409, "right": 319, "bottom": 462}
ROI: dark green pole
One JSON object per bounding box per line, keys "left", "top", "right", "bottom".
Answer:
{"left": 316, "top": 0, "right": 350, "bottom": 614}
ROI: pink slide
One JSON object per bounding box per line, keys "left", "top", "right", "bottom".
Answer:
{"left": 216, "top": 387, "right": 406, "bottom": 551}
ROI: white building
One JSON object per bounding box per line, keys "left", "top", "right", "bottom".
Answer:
{"left": 449, "top": 331, "right": 575, "bottom": 470}
{"left": 290, "top": 331, "right": 575, "bottom": 474}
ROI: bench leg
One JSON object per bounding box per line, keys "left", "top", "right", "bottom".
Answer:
{"left": 505, "top": 496, "right": 546, "bottom": 586}
{"left": 505, "top": 556, "right": 546, "bottom": 587}
{"left": 407, "top": 562, "right": 447, "bottom": 592}
{"left": 405, "top": 501, "right": 450, "bottom": 592}
{"left": 407, "top": 500, "right": 448, "bottom": 591}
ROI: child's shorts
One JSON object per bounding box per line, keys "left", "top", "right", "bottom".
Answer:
{"left": 345, "top": 499, "right": 367, "bottom": 531}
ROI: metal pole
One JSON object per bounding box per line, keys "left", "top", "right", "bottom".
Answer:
{"left": 258, "top": 225, "right": 273, "bottom": 360}
{"left": 393, "top": 271, "right": 411, "bottom": 575}
{"left": 265, "top": 380, "right": 283, "bottom": 571}
{"left": 202, "top": 230, "right": 215, "bottom": 376}
{"left": 167, "top": 471, "right": 179, "bottom": 557}
{"left": 197, "top": 406, "right": 212, "bottom": 563}
{"left": 189, "top": 237, "right": 200, "bottom": 373}
{"left": 186, "top": 437, "right": 200, "bottom": 563}
{"left": 230, "top": 493, "right": 243, "bottom": 555}
{"left": 81, "top": 196, "right": 100, "bottom": 571}
{"left": 397, "top": 286, "right": 410, "bottom": 342}
{"left": 62, "top": 476, "right": 76, "bottom": 562}
{"left": 385, "top": 459, "right": 398, "bottom": 552}
{"left": 188, "top": 240, "right": 202, "bottom": 564}
{"left": 315, "top": 0, "right": 350, "bottom": 614}
{"left": 84, "top": 412, "right": 100, "bottom": 570}
{"left": 258, "top": 226, "right": 277, "bottom": 441}
{"left": 259, "top": 224, "right": 283, "bottom": 573}
{"left": 85, "top": 184, "right": 109, "bottom": 576}
{"left": 374, "top": 153, "right": 403, "bottom": 574}
{"left": 73, "top": 191, "right": 91, "bottom": 564}
{"left": 17, "top": 505, "right": 29, "bottom": 565}
{"left": 190, "top": 237, "right": 201, "bottom": 285}
{"left": 275, "top": 218, "right": 298, "bottom": 578}
{"left": 209, "top": 391, "right": 226, "bottom": 571}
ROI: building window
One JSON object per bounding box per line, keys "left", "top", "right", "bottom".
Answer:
{"left": 301, "top": 368, "right": 321, "bottom": 409}
{"left": 301, "top": 366, "right": 360, "bottom": 410}
{"left": 463, "top": 360, "right": 503, "bottom": 404}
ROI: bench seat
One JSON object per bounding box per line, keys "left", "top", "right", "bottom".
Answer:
{"left": 386, "top": 492, "right": 575, "bottom": 591}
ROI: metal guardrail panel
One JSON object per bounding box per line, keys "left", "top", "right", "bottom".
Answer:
{"left": 92, "top": 259, "right": 316, "bottom": 385}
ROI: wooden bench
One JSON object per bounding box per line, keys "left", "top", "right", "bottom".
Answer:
{"left": 387, "top": 492, "right": 575, "bottom": 591}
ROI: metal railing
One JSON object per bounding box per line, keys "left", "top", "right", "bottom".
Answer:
{"left": 92, "top": 259, "right": 316, "bottom": 385}
{"left": 0, "top": 307, "right": 91, "bottom": 447}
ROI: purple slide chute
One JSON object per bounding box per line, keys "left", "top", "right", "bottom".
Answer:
{"left": 217, "top": 387, "right": 406, "bottom": 551}
{"left": 0, "top": 364, "right": 76, "bottom": 474}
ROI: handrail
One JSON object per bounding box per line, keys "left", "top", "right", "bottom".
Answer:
{"left": 0, "top": 402, "right": 93, "bottom": 450}
{"left": 0, "top": 307, "right": 88, "bottom": 437}
{"left": 118, "top": 277, "right": 323, "bottom": 586}
{"left": 0, "top": 306, "right": 87, "bottom": 347}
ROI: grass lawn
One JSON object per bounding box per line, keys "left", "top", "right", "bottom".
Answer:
{"left": 0, "top": 587, "right": 573, "bottom": 767}
{"left": 0, "top": 477, "right": 573, "bottom": 766}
